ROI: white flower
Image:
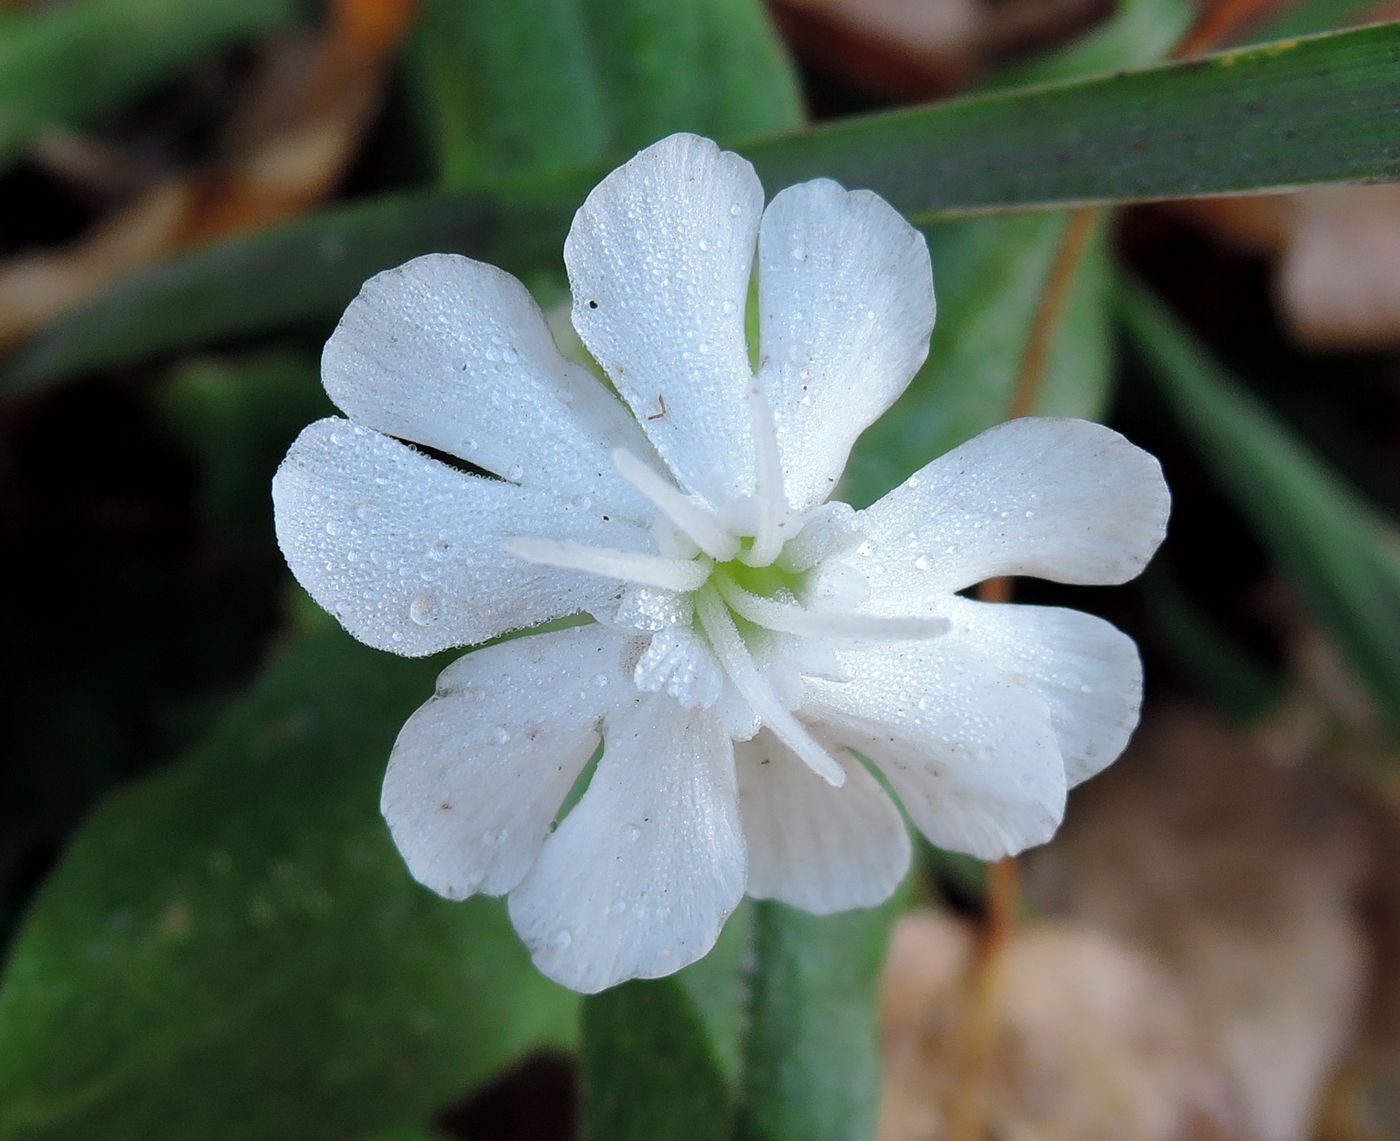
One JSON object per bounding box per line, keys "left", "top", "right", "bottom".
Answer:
{"left": 272, "top": 133, "right": 1169, "bottom": 993}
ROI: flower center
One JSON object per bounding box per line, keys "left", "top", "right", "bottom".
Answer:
{"left": 502, "top": 386, "right": 949, "bottom": 786}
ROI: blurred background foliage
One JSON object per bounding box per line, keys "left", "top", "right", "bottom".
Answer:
{"left": 0, "top": 0, "right": 1399, "bottom": 1138}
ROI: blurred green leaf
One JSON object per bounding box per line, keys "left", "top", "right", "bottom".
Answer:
{"left": 0, "top": 0, "right": 297, "bottom": 173}
{"left": 580, "top": 896, "right": 898, "bottom": 1141}
{"left": 8, "top": 22, "right": 1399, "bottom": 393}
{"left": 581, "top": 908, "right": 752, "bottom": 1140}
{"left": 583, "top": 979, "right": 733, "bottom": 1140}
{"left": 409, "top": 0, "right": 802, "bottom": 188}
{"left": 1122, "top": 279, "right": 1400, "bottom": 741}
{"left": 733, "top": 900, "right": 900, "bottom": 1141}
{"left": 985, "top": 0, "right": 1193, "bottom": 90}
{"left": 155, "top": 351, "right": 331, "bottom": 540}
{"left": 0, "top": 628, "right": 577, "bottom": 1140}
{"left": 842, "top": 212, "right": 1111, "bottom": 506}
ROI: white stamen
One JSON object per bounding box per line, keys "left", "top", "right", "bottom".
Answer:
{"left": 611, "top": 449, "right": 740, "bottom": 561}
{"left": 506, "top": 538, "right": 711, "bottom": 592}
{"left": 742, "top": 381, "right": 787, "bottom": 568}
{"left": 714, "top": 575, "right": 950, "bottom": 642}
{"left": 695, "top": 587, "right": 846, "bottom": 787}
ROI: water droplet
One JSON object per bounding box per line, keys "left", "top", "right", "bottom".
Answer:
{"left": 729, "top": 204, "right": 742, "bottom": 216}
{"left": 697, "top": 239, "right": 710, "bottom": 251}
{"left": 501, "top": 344, "right": 519, "bottom": 364}
{"left": 592, "top": 673, "right": 610, "bottom": 688}
{"left": 490, "top": 726, "right": 511, "bottom": 746}
{"left": 550, "top": 929, "right": 573, "bottom": 949}
{"left": 429, "top": 538, "right": 453, "bottom": 561}
{"left": 721, "top": 299, "right": 735, "bottom": 315}
{"left": 485, "top": 827, "right": 509, "bottom": 846}
{"left": 507, "top": 464, "right": 524, "bottom": 481}
{"left": 916, "top": 696, "right": 933, "bottom": 713}
{"left": 622, "top": 825, "right": 641, "bottom": 844}
{"left": 913, "top": 555, "right": 930, "bottom": 571}
{"left": 324, "top": 521, "right": 340, "bottom": 537}
{"left": 409, "top": 593, "right": 441, "bottom": 625}
{"left": 608, "top": 899, "right": 628, "bottom": 915}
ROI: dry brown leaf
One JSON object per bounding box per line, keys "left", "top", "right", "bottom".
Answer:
{"left": 879, "top": 912, "right": 1250, "bottom": 1140}
{"left": 0, "top": 0, "right": 417, "bottom": 351}
{"left": 1027, "top": 707, "right": 1375, "bottom": 1141}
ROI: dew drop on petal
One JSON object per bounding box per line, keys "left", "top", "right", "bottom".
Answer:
{"left": 550, "top": 929, "right": 573, "bottom": 949}
{"left": 409, "top": 593, "right": 440, "bottom": 626}
{"left": 592, "top": 673, "right": 610, "bottom": 688}
{"left": 490, "top": 726, "right": 511, "bottom": 746}
{"left": 507, "top": 464, "right": 525, "bottom": 482}
{"left": 622, "top": 825, "right": 641, "bottom": 844}
{"left": 913, "top": 555, "right": 930, "bottom": 571}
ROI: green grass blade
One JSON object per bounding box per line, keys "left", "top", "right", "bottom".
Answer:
{"left": 1121, "top": 279, "right": 1400, "bottom": 741}
{"left": 0, "top": 0, "right": 297, "bottom": 173}
{"left": 7, "top": 22, "right": 1400, "bottom": 392}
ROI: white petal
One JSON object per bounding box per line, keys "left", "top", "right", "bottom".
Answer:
{"left": 565, "top": 134, "right": 761, "bottom": 507}
{"left": 508, "top": 697, "right": 745, "bottom": 993}
{"left": 846, "top": 417, "right": 1170, "bottom": 596}
{"left": 936, "top": 596, "right": 1142, "bottom": 786}
{"left": 381, "top": 626, "right": 642, "bottom": 900}
{"left": 802, "top": 641, "right": 1066, "bottom": 860}
{"left": 272, "top": 418, "right": 649, "bottom": 655}
{"left": 321, "top": 253, "right": 653, "bottom": 516}
{"left": 738, "top": 731, "right": 910, "bottom": 912}
{"left": 756, "top": 180, "right": 934, "bottom": 509}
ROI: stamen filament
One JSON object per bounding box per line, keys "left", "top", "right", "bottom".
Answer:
{"left": 506, "top": 537, "right": 711, "bottom": 592}
{"left": 742, "top": 381, "right": 787, "bottom": 568}
{"left": 695, "top": 587, "right": 846, "bottom": 787}
{"left": 714, "top": 574, "right": 950, "bottom": 642}
{"left": 611, "top": 449, "right": 740, "bottom": 561}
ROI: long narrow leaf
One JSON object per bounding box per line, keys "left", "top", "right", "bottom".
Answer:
{"left": 0, "top": 0, "right": 297, "bottom": 173}
{"left": 6, "top": 23, "right": 1399, "bottom": 392}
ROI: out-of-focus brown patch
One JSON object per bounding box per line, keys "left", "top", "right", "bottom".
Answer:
{"left": 1178, "top": 184, "right": 1400, "bottom": 350}
{"left": 770, "top": 0, "right": 1110, "bottom": 101}
{"left": 0, "top": 0, "right": 417, "bottom": 351}
{"left": 880, "top": 912, "right": 1252, "bottom": 1140}
{"left": 1026, "top": 706, "right": 1378, "bottom": 1141}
